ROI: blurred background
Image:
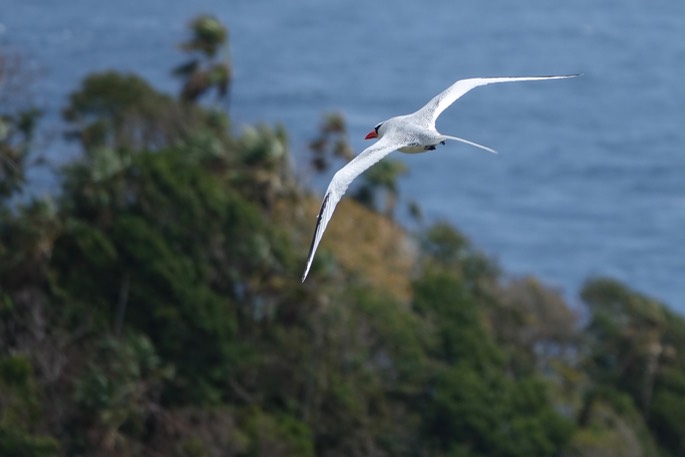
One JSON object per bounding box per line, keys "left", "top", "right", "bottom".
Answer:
{"left": 1, "top": 1, "right": 684, "bottom": 456}
{"left": 5, "top": 0, "right": 685, "bottom": 309}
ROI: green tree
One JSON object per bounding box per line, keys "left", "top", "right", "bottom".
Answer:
{"left": 0, "top": 355, "right": 59, "bottom": 456}
{"left": 494, "top": 277, "right": 579, "bottom": 377}
{"left": 583, "top": 278, "right": 669, "bottom": 411}
{"left": 63, "top": 71, "right": 227, "bottom": 155}
{"left": 412, "top": 267, "right": 573, "bottom": 457}
{"left": 70, "top": 334, "right": 173, "bottom": 455}
{"left": 582, "top": 278, "right": 685, "bottom": 456}
{"left": 174, "top": 15, "right": 232, "bottom": 105}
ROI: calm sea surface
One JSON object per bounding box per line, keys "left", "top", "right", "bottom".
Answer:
{"left": 2, "top": 0, "right": 684, "bottom": 310}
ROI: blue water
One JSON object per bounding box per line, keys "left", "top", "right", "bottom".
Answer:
{"left": 2, "top": 0, "right": 684, "bottom": 310}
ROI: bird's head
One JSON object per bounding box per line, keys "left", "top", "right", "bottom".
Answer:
{"left": 364, "top": 122, "right": 384, "bottom": 140}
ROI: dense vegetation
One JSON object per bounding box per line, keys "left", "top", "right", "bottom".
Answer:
{"left": 2, "top": 16, "right": 684, "bottom": 457}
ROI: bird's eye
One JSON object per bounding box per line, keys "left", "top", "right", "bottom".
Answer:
{"left": 375, "top": 124, "right": 382, "bottom": 133}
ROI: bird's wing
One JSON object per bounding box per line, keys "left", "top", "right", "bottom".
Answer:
{"left": 301, "top": 135, "right": 408, "bottom": 282}
{"left": 414, "top": 74, "right": 580, "bottom": 128}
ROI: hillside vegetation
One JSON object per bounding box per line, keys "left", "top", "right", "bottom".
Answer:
{"left": 1, "top": 16, "right": 684, "bottom": 457}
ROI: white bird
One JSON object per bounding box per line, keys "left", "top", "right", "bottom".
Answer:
{"left": 301, "top": 74, "right": 580, "bottom": 282}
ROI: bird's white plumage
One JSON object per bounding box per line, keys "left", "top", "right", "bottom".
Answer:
{"left": 301, "top": 74, "right": 580, "bottom": 282}
{"left": 301, "top": 135, "right": 408, "bottom": 282}
{"left": 414, "top": 75, "right": 578, "bottom": 128}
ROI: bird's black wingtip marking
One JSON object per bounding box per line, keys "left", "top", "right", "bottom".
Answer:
{"left": 302, "top": 193, "right": 331, "bottom": 283}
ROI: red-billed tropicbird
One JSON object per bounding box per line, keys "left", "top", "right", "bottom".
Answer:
{"left": 302, "top": 74, "right": 580, "bottom": 282}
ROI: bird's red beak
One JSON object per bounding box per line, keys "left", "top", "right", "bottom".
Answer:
{"left": 364, "top": 130, "right": 378, "bottom": 140}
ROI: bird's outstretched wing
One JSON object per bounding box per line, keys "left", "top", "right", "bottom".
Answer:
{"left": 301, "top": 136, "right": 407, "bottom": 282}
{"left": 414, "top": 74, "right": 581, "bottom": 128}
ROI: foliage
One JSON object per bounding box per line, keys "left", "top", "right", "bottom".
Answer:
{"left": 2, "top": 16, "right": 685, "bottom": 457}
{"left": 174, "top": 15, "right": 232, "bottom": 104}
{"left": 70, "top": 334, "right": 173, "bottom": 455}
{"left": 63, "top": 71, "right": 227, "bottom": 155}
{"left": 582, "top": 278, "right": 685, "bottom": 456}
{"left": 412, "top": 268, "right": 573, "bottom": 457}
{"left": 1, "top": 110, "right": 39, "bottom": 197}
{"left": 308, "top": 112, "right": 353, "bottom": 172}
{"left": 0, "top": 355, "right": 59, "bottom": 456}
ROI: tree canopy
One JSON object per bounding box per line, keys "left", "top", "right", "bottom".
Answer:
{"left": 1, "top": 16, "right": 684, "bottom": 457}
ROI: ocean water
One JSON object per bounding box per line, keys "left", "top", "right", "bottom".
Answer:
{"left": 2, "top": 0, "right": 684, "bottom": 310}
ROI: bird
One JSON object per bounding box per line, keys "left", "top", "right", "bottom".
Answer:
{"left": 301, "top": 74, "right": 580, "bottom": 282}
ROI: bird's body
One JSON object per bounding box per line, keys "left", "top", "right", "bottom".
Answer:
{"left": 301, "top": 74, "right": 580, "bottom": 282}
